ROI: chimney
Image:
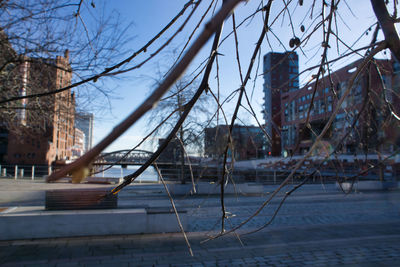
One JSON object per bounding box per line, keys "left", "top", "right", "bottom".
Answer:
{"left": 64, "top": 49, "right": 69, "bottom": 61}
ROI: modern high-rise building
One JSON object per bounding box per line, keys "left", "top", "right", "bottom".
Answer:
{"left": 72, "top": 127, "right": 85, "bottom": 158}
{"left": 263, "top": 52, "right": 299, "bottom": 156}
{"left": 75, "top": 112, "right": 94, "bottom": 152}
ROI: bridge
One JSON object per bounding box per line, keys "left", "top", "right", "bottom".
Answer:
{"left": 93, "top": 149, "right": 193, "bottom": 167}
{"left": 94, "top": 149, "right": 154, "bottom": 166}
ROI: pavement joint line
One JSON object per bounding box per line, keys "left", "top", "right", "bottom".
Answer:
{"left": 7, "top": 219, "right": 392, "bottom": 247}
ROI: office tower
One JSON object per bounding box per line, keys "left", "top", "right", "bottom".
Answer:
{"left": 263, "top": 52, "right": 299, "bottom": 156}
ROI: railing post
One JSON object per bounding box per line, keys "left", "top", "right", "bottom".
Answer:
{"left": 15, "top": 165, "right": 18, "bottom": 180}
{"left": 2, "top": 167, "right": 6, "bottom": 177}
{"left": 31, "top": 166, "right": 35, "bottom": 180}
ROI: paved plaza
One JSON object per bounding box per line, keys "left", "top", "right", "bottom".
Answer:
{"left": 0, "top": 179, "right": 400, "bottom": 266}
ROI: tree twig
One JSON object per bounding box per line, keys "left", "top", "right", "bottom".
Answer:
{"left": 154, "top": 164, "right": 193, "bottom": 256}
{"left": 46, "top": 0, "right": 244, "bottom": 183}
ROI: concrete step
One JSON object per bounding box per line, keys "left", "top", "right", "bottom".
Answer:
{"left": 0, "top": 206, "right": 187, "bottom": 240}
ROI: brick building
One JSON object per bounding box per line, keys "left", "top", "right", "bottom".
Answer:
{"left": 263, "top": 52, "right": 299, "bottom": 156}
{"left": 1, "top": 50, "right": 75, "bottom": 165}
{"left": 276, "top": 58, "right": 397, "bottom": 156}
{"left": 204, "top": 125, "right": 266, "bottom": 160}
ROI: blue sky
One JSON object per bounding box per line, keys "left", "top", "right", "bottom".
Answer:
{"left": 85, "top": 0, "right": 388, "bottom": 152}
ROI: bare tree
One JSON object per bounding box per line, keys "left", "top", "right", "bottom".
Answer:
{"left": 17, "top": 0, "right": 397, "bottom": 243}
{"left": 148, "top": 60, "right": 213, "bottom": 182}
{"left": 0, "top": 0, "right": 131, "bottom": 134}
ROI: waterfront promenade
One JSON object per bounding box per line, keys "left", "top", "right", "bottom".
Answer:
{"left": 1, "top": 179, "right": 400, "bottom": 266}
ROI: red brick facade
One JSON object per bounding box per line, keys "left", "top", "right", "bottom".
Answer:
{"left": 6, "top": 51, "right": 75, "bottom": 166}
{"left": 280, "top": 59, "right": 397, "bottom": 156}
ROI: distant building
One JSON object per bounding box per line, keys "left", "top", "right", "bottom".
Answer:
{"left": 391, "top": 56, "right": 400, "bottom": 128}
{"left": 0, "top": 127, "right": 7, "bottom": 163}
{"left": 75, "top": 112, "right": 94, "bottom": 152}
{"left": 4, "top": 50, "right": 75, "bottom": 165}
{"left": 0, "top": 31, "right": 75, "bottom": 165}
{"left": 158, "top": 138, "right": 181, "bottom": 162}
{"left": 280, "top": 58, "right": 397, "bottom": 156}
{"left": 204, "top": 125, "right": 266, "bottom": 160}
{"left": 263, "top": 52, "right": 299, "bottom": 156}
{"left": 72, "top": 127, "right": 85, "bottom": 158}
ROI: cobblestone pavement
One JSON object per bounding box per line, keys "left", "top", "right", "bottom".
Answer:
{"left": 1, "top": 180, "right": 400, "bottom": 266}
{"left": 183, "top": 191, "right": 400, "bottom": 232}
{"left": 0, "top": 222, "right": 399, "bottom": 266}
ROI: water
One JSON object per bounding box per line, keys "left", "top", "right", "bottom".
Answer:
{"left": 94, "top": 165, "right": 158, "bottom": 182}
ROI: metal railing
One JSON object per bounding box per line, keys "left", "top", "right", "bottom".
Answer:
{"left": 157, "top": 166, "right": 330, "bottom": 185}
{"left": 156, "top": 163, "right": 398, "bottom": 184}
{"left": 0, "top": 164, "right": 52, "bottom": 180}
{"left": 2, "top": 160, "right": 396, "bottom": 184}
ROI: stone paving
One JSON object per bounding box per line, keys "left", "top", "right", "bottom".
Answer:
{"left": 0, "top": 222, "right": 399, "bottom": 266}
{"left": 1, "top": 179, "right": 400, "bottom": 266}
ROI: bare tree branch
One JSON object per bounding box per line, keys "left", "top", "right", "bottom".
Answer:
{"left": 371, "top": 0, "right": 400, "bottom": 60}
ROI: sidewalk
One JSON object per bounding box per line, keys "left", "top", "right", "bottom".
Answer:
{"left": 1, "top": 179, "right": 400, "bottom": 266}
{"left": 0, "top": 222, "right": 399, "bottom": 266}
